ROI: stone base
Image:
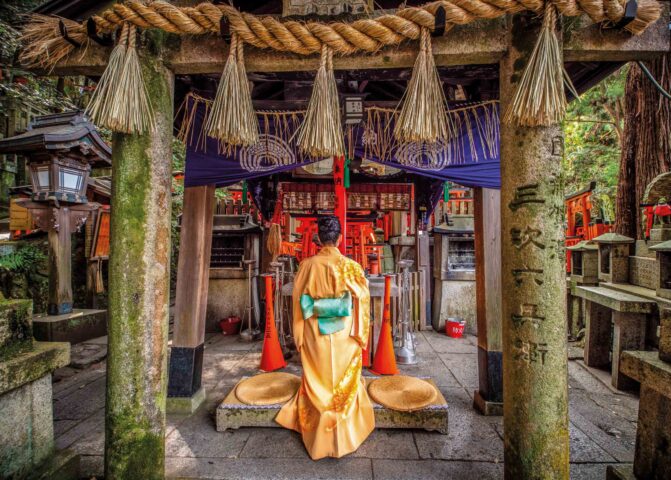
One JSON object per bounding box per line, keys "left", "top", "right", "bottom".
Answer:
{"left": 473, "top": 390, "right": 503, "bottom": 416}
{"left": 0, "top": 375, "right": 55, "bottom": 478}
{"left": 33, "top": 309, "right": 107, "bottom": 344}
{"left": 605, "top": 464, "right": 636, "bottom": 480}
{"left": 650, "top": 227, "right": 671, "bottom": 243}
{"left": 216, "top": 377, "right": 448, "bottom": 434}
{"left": 27, "top": 449, "right": 79, "bottom": 480}
{"left": 167, "top": 387, "right": 206, "bottom": 415}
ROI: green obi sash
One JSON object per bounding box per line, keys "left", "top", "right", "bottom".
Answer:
{"left": 300, "top": 291, "right": 352, "bottom": 335}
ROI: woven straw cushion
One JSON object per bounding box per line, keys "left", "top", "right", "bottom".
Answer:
{"left": 235, "top": 372, "right": 301, "bottom": 406}
{"left": 367, "top": 375, "right": 438, "bottom": 412}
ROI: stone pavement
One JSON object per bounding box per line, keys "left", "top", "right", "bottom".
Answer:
{"left": 51, "top": 331, "right": 639, "bottom": 479}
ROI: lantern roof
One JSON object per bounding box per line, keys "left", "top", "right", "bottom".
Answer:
{"left": 649, "top": 240, "right": 671, "bottom": 252}
{"left": 567, "top": 241, "right": 598, "bottom": 251}
{"left": 0, "top": 111, "right": 111, "bottom": 168}
{"left": 592, "top": 232, "right": 635, "bottom": 244}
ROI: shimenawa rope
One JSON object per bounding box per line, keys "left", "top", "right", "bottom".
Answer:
{"left": 19, "top": 0, "right": 663, "bottom": 138}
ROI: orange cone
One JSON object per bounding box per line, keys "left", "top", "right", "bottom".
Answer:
{"left": 370, "top": 275, "right": 399, "bottom": 375}
{"left": 260, "top": 274, "right": 286, "bottom": 372}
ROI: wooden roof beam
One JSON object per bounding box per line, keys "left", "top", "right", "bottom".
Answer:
{"left": 39, "top": 8, "right": 669, "bottom": 77}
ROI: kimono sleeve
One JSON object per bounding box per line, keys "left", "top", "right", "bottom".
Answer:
{"left": 342, "top": 260, "right": 370, "bottom": 349}
{"left": 291, "top": 262, "right": 309, "bottom": 352}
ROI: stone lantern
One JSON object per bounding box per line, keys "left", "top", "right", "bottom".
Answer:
{"left": 593, "top": 232, "right": 634, "bottom": 284}
{"left": 649, "top": 240, "right": 671, "bottom": 300}
{"left": 0, "top": 112, "right": 111, "bottom": 315}
{"left": 567, "top": 240, "right": 598, "bottom": 285}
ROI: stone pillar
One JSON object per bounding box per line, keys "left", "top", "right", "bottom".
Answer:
{"left": 500, "top": 15, "right": 569, "bottom": 479}
{"left": 105, "top": 38, "right": 174, "bottom": 480}
{"left": 48, "top": 207, "right": 73, "bottom": 315}
{"left": 583, "top": 301, "right": 611, "bottom": 368}
{"left": 611, "top": 311, "right": 647, "bottom": 390}
{"left": 474, "top": 187, "right": 503, "bottom": 415}
{"left": 167, "top": 185, "right": 215, "bottom": 413}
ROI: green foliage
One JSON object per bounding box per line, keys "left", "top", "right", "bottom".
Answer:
{"left": 0, "top": 244, "right": 46, "bottom": 273}
{"left": 0, "top": 239, "right": 49, "bottom": 313}
{"left": 563, "top": 67, "right": 626, "bottom": 220}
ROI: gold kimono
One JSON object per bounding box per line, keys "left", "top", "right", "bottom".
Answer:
{"left": 275, "top": 246, "right": 374, "bottom": 459}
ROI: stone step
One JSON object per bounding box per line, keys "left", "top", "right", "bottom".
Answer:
{"left": 33, "top": 309, "right": 107, "bottom": 344}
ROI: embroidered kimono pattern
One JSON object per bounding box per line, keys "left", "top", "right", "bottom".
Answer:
{"left": 275, "top": 246, "right": 374, "bottom": 459}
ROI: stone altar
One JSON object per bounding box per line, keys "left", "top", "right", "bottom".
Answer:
{"left": 216, "top": 376, "right": 448, "bottom": 434}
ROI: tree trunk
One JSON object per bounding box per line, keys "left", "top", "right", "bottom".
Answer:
{"left": 615, "top": 56, "right": 671, "bottom": 238}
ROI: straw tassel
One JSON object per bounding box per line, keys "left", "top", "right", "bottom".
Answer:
{"left": 394, "top": 28, "right": 451, "bottom": 144}
{"left": 206, "top": 33, "right": 259, "bottom": 147}
{"left": 85, "top": 23, "right": 154, "bottom": 134}
{"left": 296, "top": 45, "right": 344, "bottom": 158}
{"left": 503, "top": 4, "right": 577, "bottom": 126}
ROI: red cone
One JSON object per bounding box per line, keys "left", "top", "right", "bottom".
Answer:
{"left": 370, "top": 275, "right": 399, "bottom": 375}
{"left": 260, "top": 275, "right": 286, "bottom": 372}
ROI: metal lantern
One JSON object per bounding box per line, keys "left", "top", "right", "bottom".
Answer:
{"left": 29, "top": 157, "right": 91, "bottom": 203}
{"left": 342, "top": 93, "right": 366, "bottom": 125}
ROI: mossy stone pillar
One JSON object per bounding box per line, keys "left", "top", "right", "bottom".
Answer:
{"left": 500, "top": 14, "right": 569, "bottom": 479}
{"left": 105, "top": 34, "right": 174, "bottom": 480}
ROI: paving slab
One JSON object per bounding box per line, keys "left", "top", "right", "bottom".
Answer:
{"left": 439, "top": 353, "right": 479, "bottom": 389}
{"left": 239, "top": 428, "right": 309, "bottom": 459}
{"left": 570, "top": 463, "right": 627, "bottom": 480}
{"left": 569, "top": 405, "right": 636, "bottom": 463}
{"left": 78, "top": 454, "right": 103, "bottom": 478}
{"left": 166, "top": 409, "right": 249, "bottom": 458}
{"left": 350, "top": 430, "right": 420, "bottom": 459}
{"left": 53, "top": 375, "right": 106, "bottom": 420}
{"left": 423, "top": 332, "right": 478, "bottom": 354}
{"left": 414, "top": 387, "right": 502, "bottom": 462}
{"left": 569, "top": 423, "right": 617, "bottom": 463}
{"left": 372, "top": 459, "right": 503, "bottom": 480}
{"left": 166, "top": 457, "right": 373, "bottom": 480}
{"left": 397, "top": 356, "right": 462, "bottom": 387}
{"left": 55, "top": 412, "right": 104, "bottom": 451}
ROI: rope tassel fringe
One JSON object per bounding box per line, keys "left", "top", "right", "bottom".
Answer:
{"left": 85, "top": 23, "right": 154, "bottom": 134}
{"left": 503, "top": 4, "right": 577, "bottom": 127}
{"left": 296, "top": 45, "right": 344, "bottom": 158}
{"left": 206, "top": 33, "right": 259, "bottom": 147}
{"left": 394, "top": 28, "right": 452, "bottom": 144}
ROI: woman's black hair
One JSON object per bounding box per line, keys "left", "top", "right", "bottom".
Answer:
{"left": 317, "top": 215, "right": 341, "bottom": 245}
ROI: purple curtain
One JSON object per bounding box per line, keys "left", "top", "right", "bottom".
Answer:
{"left": 182, "top": 96, "right": 501, "bottom": 189}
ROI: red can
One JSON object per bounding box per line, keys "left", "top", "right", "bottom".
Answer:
{"left": 220, "top": 316, "right": 242, "bottom": 335}
{"left": 445, "top": 318, "right": 465, "bottom": 338}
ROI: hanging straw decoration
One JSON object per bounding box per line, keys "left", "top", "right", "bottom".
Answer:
{"left": 267, "top": 223, "right": 283, "bottom": 262}
{"left": 394, "top": 28, "right": 452, "bottom": 144}
{"left": 296, "top": 45, "right": 344, "bottom": 158}
{"left": 85, "top": 22, "right": 154, "bottom": 134}
{"left": 206, "top": 33, "right": 259, "bottom": 147}
{"left": 503, "top": 3, "right": 578, "bottom": 127}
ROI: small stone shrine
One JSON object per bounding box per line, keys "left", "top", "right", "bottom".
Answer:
{"left": 594, "top": 232, "right": 635, "bottom": 284}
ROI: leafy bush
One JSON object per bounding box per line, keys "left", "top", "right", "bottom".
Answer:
{"left": 0, "top": 244, "right": 47, "bottom": 273}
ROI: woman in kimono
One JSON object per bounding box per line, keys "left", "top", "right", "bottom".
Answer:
{"left": 276, "top": 215, "right": 374, "bottom": 459}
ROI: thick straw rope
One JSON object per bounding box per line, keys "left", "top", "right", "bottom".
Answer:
{"left": 21, "top": 0, "right": 662, "bottom": 68}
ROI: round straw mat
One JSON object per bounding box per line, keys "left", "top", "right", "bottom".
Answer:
{"left": 235, "top": 372, "right": 301, "bottom": 406}
{"left": 367, "top": 375, "right": 437, "bottom": 412}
